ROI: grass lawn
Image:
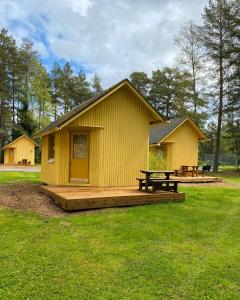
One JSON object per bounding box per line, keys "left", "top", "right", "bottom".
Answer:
{"left": 0, "top": 168, "right": 240, "bottom": 299}
{"left": 1, "top": 184, "right": 240, "bottom": 299}
{"left": 212, "top": 166, "right": 240, "bottom": 183}
{"left": 0, "top": 172, "right": 40, "bottom": 184}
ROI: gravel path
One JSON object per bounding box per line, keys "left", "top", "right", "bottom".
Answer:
{"left": 0, "top": 165, "right": 41, "bottom": 172}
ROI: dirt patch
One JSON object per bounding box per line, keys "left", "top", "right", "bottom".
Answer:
{"left": 0, "top": 184, "right": 120, "bottom": 217}
{"left": 0, "top": 184, "right": 71, "bottom": 217}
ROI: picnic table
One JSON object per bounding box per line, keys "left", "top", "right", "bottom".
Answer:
{"left": 140, "top": 170, "right": 175, "bottom": 192}
{"left": 181, "top": 165, "right": 199, "bottom": 177}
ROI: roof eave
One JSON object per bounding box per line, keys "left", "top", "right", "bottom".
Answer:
{"left": 3, "top": 134, "right": 38, "bottom": 149}
{"left": 33, "top": 127, "right": 60, "bottom": 138}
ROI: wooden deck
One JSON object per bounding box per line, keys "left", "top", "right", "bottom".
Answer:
{"left": 40, "top": 185, "right": 185, "bottom": 211}
{"left": 172, "top": 176, "right": 221, "bottom": 183}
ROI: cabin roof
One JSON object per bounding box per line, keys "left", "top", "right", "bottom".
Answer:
{"left": 2, "top": 134, "right": 38, "bottom": 150}
{"left": 34, "top": 79, "right": 165, "bottom": 137}
{"left": 149, "top": 117, "right": 207, "bottom": 144}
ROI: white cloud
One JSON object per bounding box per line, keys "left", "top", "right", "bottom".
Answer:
{"left": 0, "top": 0, "right": 208, "bottom": 87}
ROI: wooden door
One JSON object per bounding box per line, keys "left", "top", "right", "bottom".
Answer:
{"left": 9, "top": 148, "right": 14, "bottom": 164}
{"left": 69, "top": 132, "right": 89, "bottom": 183}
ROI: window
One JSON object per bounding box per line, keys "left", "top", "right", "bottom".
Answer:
{"left": 48, "top": 134, "right": 55, "bottom": 160}
{"left": 72, "top": 134, "right": 87, "bottom": 159}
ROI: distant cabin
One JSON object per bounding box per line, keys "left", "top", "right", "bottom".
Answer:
{"left": 34, "top": 79, "right": 164, "bottom": 186}
{"left": 149, "top": 117, "right": 207, "bottom": 170}
{"left": 3, "top": 135, "right": 38, "bottom": 165}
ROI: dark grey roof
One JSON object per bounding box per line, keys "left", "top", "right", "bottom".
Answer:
{"left": 34, "top": 78, "right": 164, "bottom": 136}
{"left": 150, "top": 117, "right": 187, "bottom": 144}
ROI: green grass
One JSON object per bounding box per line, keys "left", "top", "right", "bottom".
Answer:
{"left": 0, "top": 166, "right": 239, "bottom": 185}
{"left": 0, "top": 172, "right": 40, "bottom": 184}
{"left": 212, "top": 166, "right": 240, "bottom": 183}
{"left": 0, "top": 186, "right": 240, "bottom": 299}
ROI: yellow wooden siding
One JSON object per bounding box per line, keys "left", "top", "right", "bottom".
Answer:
{"left": 70, "top": 86, "right": 150, "bottom": 186}
{"left": 3, "top": 136, "right": 35, "bottom": 164}
{"left": 58, "top": 129, "right": 70, "bottom": 184}
{"left": 161, "top": 122, "right": 199, "bottom": 170}
{"left": 40, "top": 133, "right": 60, "bottom": 185}
{"left": 3, "top": 148, "right": 10, "bottom": 164}
{"left": 41, "top": 85, "right": 153, "bottom": 186}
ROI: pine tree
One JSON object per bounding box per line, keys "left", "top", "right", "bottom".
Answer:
{"left": 32, "top": 62, "right": 52, "bottom": 129}
{"left": 149, "top": 68, "right": 174, "bottom": 117}
{"left": 12, "top": 39, "right": 39, "bottom": 137}
{"left": 0, "top": 29, "right": 14, "bottom": 161}
{"left": 129, "top": 72, "right": 150, "bottom": 98}
{"left": 15, "top": 102, "right": 37, "bottom": 137}
{"left": 200, "top": 0, "right": 233, "bottom": 172}
{"left": 62, "top": 62, "right": 75, "bottom": 112}
{"left": 225, "top": 0, "right": 240, "bottom": 170}
{"left": 92, "top": 73, "right": 103, "bottom": 95}
{"left": 72, "top": 71, "right": 93, "bottom": 106}
{"left": 175, "top": 21, "right": 208, "bottom": 125}
{"left": 173, "top": 70, "right": 196, "bottom": 119}
{"left": 50, "top": 63, "right": 63, "bottom": 120}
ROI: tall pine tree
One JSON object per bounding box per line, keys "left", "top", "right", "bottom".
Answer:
{"left": 175, "top": 21, "right": 208, "bottom": 125}
{"left": 92, "top": 73, "right": 103, "bottom": 95}
{"left": 200, "top": 0, "right": 233, "bottom": 171}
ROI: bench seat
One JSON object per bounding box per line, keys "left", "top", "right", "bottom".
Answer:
{"left": 137, "top": 178, "right": 179, "bottom": 193}
{"left": 151, "top": 179, "right": 179, "bottom": 193}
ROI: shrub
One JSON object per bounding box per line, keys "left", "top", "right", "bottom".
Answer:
{"left": 149, "top": 150, "right": 167, "bottom": 170}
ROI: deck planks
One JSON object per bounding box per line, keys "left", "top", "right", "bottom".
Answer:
{"left": 40, "top": 185, "right": 185, "bottom": 211}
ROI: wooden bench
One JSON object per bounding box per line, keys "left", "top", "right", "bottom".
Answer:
{"left": 137, "top": 178, "right": 179, "bottom": 193}
{"left": 137, "top": 178, "right": 164, "bottom": 191}
{"left": 151, "top": 179, "right": 179, "bottom": 193}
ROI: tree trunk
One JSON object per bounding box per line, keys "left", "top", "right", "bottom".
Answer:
{"left": 192, "top": 67, "right": 198, "bottom": 123}
{"left": 213, "top": 57, "right": 223, "bottom": 172}
{"left": 0, "top": 100, "right": 6, "bottom": 163}
{"left": 54, "top": 103, "right": 57, "bottom": 121}
{"left": 191, "top": 54, "right": 198, "bottom": 123}
{"left": 166, "top": 95, "right": 171, "bottom": 118}
{"left": 12, "top": 74, "right": 15, "bottom": 124}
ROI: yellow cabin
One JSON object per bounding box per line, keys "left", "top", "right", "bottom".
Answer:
{"left": 34, "top": 79, "right": 164, "bottom": 186}
{"left": 149, "top": 117, "right": 207, "bottom": 170}
{"left": 3, "top": 135, "right": 37, "bottom": 165}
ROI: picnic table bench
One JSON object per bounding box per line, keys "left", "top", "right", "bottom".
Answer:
{"left": 137, "top": 170, "right": 179, "bottom": 193}
{"left": 18, "top": 159, "right": 31, "bottom": 165}
{"left": 174, "top": 165, "right": 199, "bottom": 177}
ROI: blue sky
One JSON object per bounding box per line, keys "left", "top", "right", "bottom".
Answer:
{"left": 0, "top": 0, "right": 208, "bottom": 87}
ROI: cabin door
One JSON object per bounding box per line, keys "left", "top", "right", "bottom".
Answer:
{"left": 9, "top": 148, "right": 14, "bottom": 164}
{"left": 69, "top": 132, "right": 89, "bottom": 183}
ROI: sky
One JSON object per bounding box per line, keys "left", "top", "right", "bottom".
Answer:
{"left": 0, "top": 0, "right": 208, "bottom": 87}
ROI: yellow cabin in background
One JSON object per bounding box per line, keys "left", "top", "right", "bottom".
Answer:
{"left": 34, "top": 79, "right": 164, "bottom": 186}
{"left": 3, "top": 135, "right": 37, "bottom": 165}
{"left": 149, "top": 117, "right": 207, "bottom": 170}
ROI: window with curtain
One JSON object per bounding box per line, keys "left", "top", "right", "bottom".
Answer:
{"left": 73, "top": 134, "right": 87, "bottom": 159}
